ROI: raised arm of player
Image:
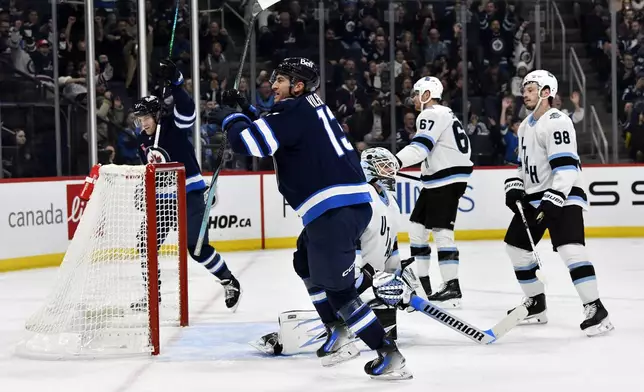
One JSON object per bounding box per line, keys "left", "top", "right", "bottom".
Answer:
{"left": 157, "top": 59, "right": 196, "bottom": 131}
{"left": 169, "top": 73, "right": 197, "bottom": 130}
{"left": 224, "top": 114, "right": 282, "bottom": 158}
{"left": 396, "top": 109, "right": 447, "bottom": 168}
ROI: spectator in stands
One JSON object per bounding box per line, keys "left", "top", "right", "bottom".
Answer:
{"left": 202, "top": 42, "right": 229, "bottom": 82}
{"left": 60, "top": 57, "right": 113, "bottom": 102}
{"left": 334, "top": 0, "right": 361, "bottom": 51}
{"left": 199, "top": 21, "right": 228, "bottom": 61}
{"left": 7, "top": 27, "right": 34, "bottom": 75}
{"left": 421, "top": 25, "right": 448, "bottom": 65}
{"left": 512, "top": 21, "right": 535, "bottom": 72}
{"left": 394, "top": 111, "right": 416, "bottom": 145}
{"left": 480, "top": 62, "right": 509, "bottom": 121}
{"left": 273, "top": 11, "right": 307, "bottom": 64}
{"left": 510, "top": 61, "right": 528, "bottom": 112}
{"left": 499, "top": 97, "right": 520, "bottom": 165}
{"left": 255, "top": 80, "right": 275, "bottom": 114}
{"left": 7, "top": 128, "right": 36, "bottom": 178}
{"left": 553, "top": 91, "right": 585, "bottom": 125}
{"left": 31, "top": 39, "right": 53, "bottom": 77}
{"left": 624, "top": 106, "right": 644, "bottom": 162}
{"left": 334, "top": 73, "right": 368, "bottom": 121}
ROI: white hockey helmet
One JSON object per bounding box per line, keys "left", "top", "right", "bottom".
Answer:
{"left": 360, "top": 147, "right": 400, "bottom": 192}
{"left": 412, "top": 76, "right": 443, "bottom": 106}
{"left": 522, "top": 70, "right": 558, "bottom": 100}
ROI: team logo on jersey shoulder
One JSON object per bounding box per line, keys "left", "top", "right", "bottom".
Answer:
{"left": 549, "top": 112, "right": 561, "bottom": 119}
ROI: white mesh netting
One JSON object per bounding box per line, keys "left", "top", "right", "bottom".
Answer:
{"left": 16, "top": 164, "right": 185, "bottom": 359}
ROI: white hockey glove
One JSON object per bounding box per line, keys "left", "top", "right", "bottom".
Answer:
{"left": 372, "top": 270, "right": 415, "bottom": 309}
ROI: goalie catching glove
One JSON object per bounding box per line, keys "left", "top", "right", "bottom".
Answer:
{"left": 372, "top": 265, "right": 423, "bottom": 309}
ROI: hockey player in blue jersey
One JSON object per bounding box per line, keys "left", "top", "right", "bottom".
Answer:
{"left": 132, "top": 59, "right": 242, "bottom": 311}
{"left": 209, "top": 58, "right": 411, "bottom": 380}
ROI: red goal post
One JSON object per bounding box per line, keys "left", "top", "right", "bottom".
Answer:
{"left": 17, "top": 163, "right": 189, "bottom": 358}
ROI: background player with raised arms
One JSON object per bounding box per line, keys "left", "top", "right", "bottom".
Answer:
{"left": 210, "top": 57, "right": 411, "bottom": 380}
{"left": 394, "top": 76, "right": 473, "bottom": 308}
{"left": 503, "top": 70, "right": 613, "bottom": 336}
{"left": 131, "top": 59, "right": 242, "bottom": 311}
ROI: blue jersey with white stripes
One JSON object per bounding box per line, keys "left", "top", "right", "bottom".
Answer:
{"left": 227, "top": 93, "right": 372, "bottom": 225}
{"left": 137, "top": 82, "right": 206, "bottom": 193}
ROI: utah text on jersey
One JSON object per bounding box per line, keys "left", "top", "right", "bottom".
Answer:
{"left": 516, "top": 109, "right": 588, "bottom": 209}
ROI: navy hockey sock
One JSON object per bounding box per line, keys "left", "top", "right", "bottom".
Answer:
{"left": 328, "top": 287, "right": 385, "bottom": 350}
{"left": 303, "top": 279, "right": 338, "bottom": 324}
{"left": 190, "top": 246, "right": 233, "bottom": 280}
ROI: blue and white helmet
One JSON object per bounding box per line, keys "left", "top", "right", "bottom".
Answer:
{"left": 360, "top": 147, "right": 400, "bottom": 192}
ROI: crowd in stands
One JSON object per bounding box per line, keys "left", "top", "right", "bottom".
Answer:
{"left": 585, "top": 0, "right": 644, "bottom": 162}
{"left": 0, "top": 0, "right": 591, "bottom": 178}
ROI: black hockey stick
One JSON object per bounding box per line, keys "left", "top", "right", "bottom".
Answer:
{"left": 195, "top": 0, "right": 280, "bottom": 256}
{"left": 515, "top": 201, "right": 547, "bottom": 283}
{"left": 152, "top": 0, "right": 180, "bottom": 150}
{"left": 396, "top": 172, "right": 421, "bottom": 181}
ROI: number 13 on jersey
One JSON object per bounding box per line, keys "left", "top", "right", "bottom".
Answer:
{"left": 317, "top": 106, "right": 354, "bottom": 157}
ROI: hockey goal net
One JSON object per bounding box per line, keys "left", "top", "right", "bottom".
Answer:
{"left": 16, "top": 163, "right": 189, "bottom": 358}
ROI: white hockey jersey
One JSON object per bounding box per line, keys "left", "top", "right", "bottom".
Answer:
{"left": 512, "top": 108, "right": 588, "bottom": 210}
{"left": 396, "top": 104, "right": 473, "bottom": 189}
{"left": 356, "top": 184, "right": 401, "bottom": 273}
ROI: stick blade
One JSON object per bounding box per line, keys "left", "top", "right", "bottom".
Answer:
{"left": 487, "top": 305, "right": 529, "bottom": 343}
{"left": 257, "top": 0, "right": 280, "bottom": 10}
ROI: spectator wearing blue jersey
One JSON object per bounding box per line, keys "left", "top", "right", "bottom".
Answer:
{"left": 499, "top": 97, "right": 520, "bottom": 165}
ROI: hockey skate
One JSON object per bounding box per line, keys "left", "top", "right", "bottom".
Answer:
{"left": 221, "top": 276, "right": 242, "bottom": 312}
{"left": 316, "top": 321, "right": 360, "bottom": 367}
{"left": 580, "top": 299, "right": 614, "bottom": 337}
{"left": 364, "top": 339, "right": 412, "bottom": 380}
{"left": 427, "top": 279, "right": 462, "bottom": 308}
{"left": 419, "top": 276, "right": 432, "bottom": 297}
{"left": 509, "top": 293, "right": 548, "bottom": 325}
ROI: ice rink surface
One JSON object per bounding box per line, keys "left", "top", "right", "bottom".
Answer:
{"left": 1, "top": 238, "right": 642, "bottom": 392}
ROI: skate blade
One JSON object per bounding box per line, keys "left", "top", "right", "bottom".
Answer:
{"left": 584, "top": 318, "right": 615, "bottom": 337}
{"left": 248, "top": 339, "right": 276, "bottom": 356}
{"left": 518, "top": 311, "right": 548, "bottom": 325}
{"left": 428, "top": 298, "right": 461, "bottom": 309}
{"left": 320, "top": 342, "right": 360, "bottom": 367}
{"left": 369, "top": 367, "right": 414, "bottom": 381}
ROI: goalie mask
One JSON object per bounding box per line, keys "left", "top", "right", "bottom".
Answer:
{"left": 361, "top": 147, "right": 399, "bottom": 192}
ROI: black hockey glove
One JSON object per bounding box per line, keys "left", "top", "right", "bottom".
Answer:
{"left": 504, "top": 177, "right": 525, "bottom": 215}
{"left": 535, "top": 189, "right": 565, "bottom": 225}
{"left": 221, "top": 89, "right": 260, "bottom": 120}
{"left": 207, "top": 106, "right": 252, "bottom": 132}
{"left": 158, "top": 58, "right": 182, "bottom": 86}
